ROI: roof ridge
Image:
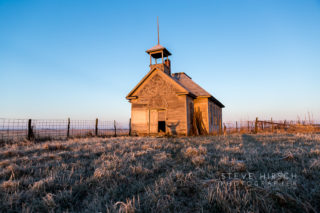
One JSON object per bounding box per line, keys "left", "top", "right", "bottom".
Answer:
{"left": 172, "top": 72, "right": 225, "bottom": 107}
{"left": 172, "top": 72, "right": 192, "bottom": 79}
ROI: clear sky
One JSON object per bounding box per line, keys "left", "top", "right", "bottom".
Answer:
{"left": 1, "top": 0, "right": 319, "bottom": 123}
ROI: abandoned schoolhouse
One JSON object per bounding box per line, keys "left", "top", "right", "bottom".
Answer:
{"left": 126, "top": 24, "right": 224, "bottom": 136}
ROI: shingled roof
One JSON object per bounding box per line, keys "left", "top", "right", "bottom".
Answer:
{"left": 146, "top": 44, "right": 171, "bottom": 58}
{"left": 146, "top": 44, "right": 165, "bottom": 52}
{"left": 172, "top": 72, "right": 225, "bottom": 108}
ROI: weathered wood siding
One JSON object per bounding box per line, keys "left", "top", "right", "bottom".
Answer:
{"left": 208, "top": 100, "right": 222, "bottom": 133}
{"left": 194, "top": 98, "right": 209, "bottom": 132}
{"left": 186, "top": 96, "right": 194, "bottom": 135}
{"left": 218, "top": 106, "right": 222, "bottom": 130}
{"left": 208, "top": 101, "right": 214, "bottom": 133}
{"left": 130, "top": 70, "right": 187, "bottom": 135}
{"left": 166, "top": 95, "right": 187, "bottom": 135}
{"left": 130, "top": 103, "right": 149, "bottom": 134}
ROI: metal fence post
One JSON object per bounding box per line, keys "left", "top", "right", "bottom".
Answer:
{"left": 114, "top": 120, "right": 117, "bottom": 137}
{"left": 95, "top": 118, "right": 98, "bottom": 136}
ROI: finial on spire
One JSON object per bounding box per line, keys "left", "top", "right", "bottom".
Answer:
{"left": 157, "top": 16, "right": 160, "bottom": 45}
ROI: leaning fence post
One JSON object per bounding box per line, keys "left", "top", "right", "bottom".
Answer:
{"left": 271, "top": 118, "right": 274, "bottom": 132}
{"left": 67, "top": 118, "right": 70, "bottom": 138}
{"left": 95, "top": 118, "right": 98, "bottom": 136}
{"left": 255, "top": 117, "right": 258, "bottom": 134}
{"left": 114, "top": 120, "right": 117, "bottom": 137}
{"left": 28, "top": 119, "right": 34, "bottom": 140}
{"left": 223, "top": 124, "right": 226, "bottom": 135}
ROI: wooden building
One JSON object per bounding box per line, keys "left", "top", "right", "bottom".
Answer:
{"left": 126, "top": 36, "right": 224, "bottom": 136}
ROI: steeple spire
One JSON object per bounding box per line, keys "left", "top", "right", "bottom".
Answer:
{"left": 157, "top": 16, "right": 160, "bottom": 45}
{"left": 146, "top": 17, "right": 172, "bottom": 74}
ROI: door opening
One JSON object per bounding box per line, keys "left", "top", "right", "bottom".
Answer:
{"left": 158, "top": 121, "right": 166, "bottom": 133}
{"left": 158, "top": 110, "right": 166, "bottom": 133}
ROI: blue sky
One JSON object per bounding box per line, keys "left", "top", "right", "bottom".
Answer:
{"left": 0, "top": 0, "right": 319, "bottom": 123}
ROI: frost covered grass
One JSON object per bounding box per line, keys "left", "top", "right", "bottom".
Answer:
{"left": 1, "top": 133, "right": 320, "bottom": 212}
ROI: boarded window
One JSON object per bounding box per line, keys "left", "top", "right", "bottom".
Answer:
{"left": 132, "top": 109, "right": 147, "bottom": 124}
{"left": 158, "top": 110, "right": 166, "bottom": 121}
{"left": 150, "top": 110, "right": 158, "bottom": 133}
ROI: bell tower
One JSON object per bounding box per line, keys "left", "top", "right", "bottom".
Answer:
{"left": 146, "top": 17, "right": 172, "bottom": 75}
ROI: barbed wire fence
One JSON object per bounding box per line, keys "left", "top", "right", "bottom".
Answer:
{"left": 223, "top": 118, "right": 320, "bottom": 134}
{"left": 0, "top": 118, "right": 130, "bottom": 143}
{"left": 1, "top": 117, "right": 319, "bottom": 143}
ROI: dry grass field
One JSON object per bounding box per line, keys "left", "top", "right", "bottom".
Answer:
{"left": 1, "top": 133, "right": 320, "bottom": 212}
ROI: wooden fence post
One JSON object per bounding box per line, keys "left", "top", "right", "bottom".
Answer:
{"left": 255, "top": 117, "right": 258, "bottom": 134}
{"left": 114, "top": 120, "right": 117, "bottom": 137}
{"left": 219, "top": 122, "right": 222, "bottom": 135}
{"left": 95, "top": 118, "right": 98, "bottom": 136}
{"left": 271, "top": 118, "right": 273, "bottom": 132}
{"left": 248, "top": 121, "right": 250, "bottom": 133}
{"left": 236, "top": 121, "right": 238, "bottom": 133}
{"left": 27, "top": 119, "right": 34, "bottom": 140}
{"left": 67, "top": 118, "right": 70, "bottom": 138}
{"left": 224, "top": 124, "right": 226, "bottom": 135}
{"left": 284, "top": 120, "right": 287, "bottom": 130}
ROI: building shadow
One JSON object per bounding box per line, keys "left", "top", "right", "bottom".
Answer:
{"left": 167, "top": 121, "right": 180, "bottom": 135}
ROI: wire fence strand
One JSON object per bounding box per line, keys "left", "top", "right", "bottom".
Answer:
{"left": 0, "top": 118, "right": 129, "bottom": 143}
{"left": 1, "top": 118, "right": 319, "bottom": 143}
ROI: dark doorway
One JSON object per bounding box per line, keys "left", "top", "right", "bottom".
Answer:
{"left": 158, "top": 121, "right": 166, "bottom": 133}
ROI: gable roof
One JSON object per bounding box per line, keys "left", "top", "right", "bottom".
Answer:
{"left": 126, "top": 69, "right": 224, "bottom": 108}
{"left": 172, "top": 72, "right": 225, "bottom": 108}
{"left": 126, "top": 68, "right": 190, "bottom": 99}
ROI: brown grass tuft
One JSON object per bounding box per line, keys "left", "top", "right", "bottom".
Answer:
{"left": 0, "top": 134, "right": 320, "bottom": 212}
